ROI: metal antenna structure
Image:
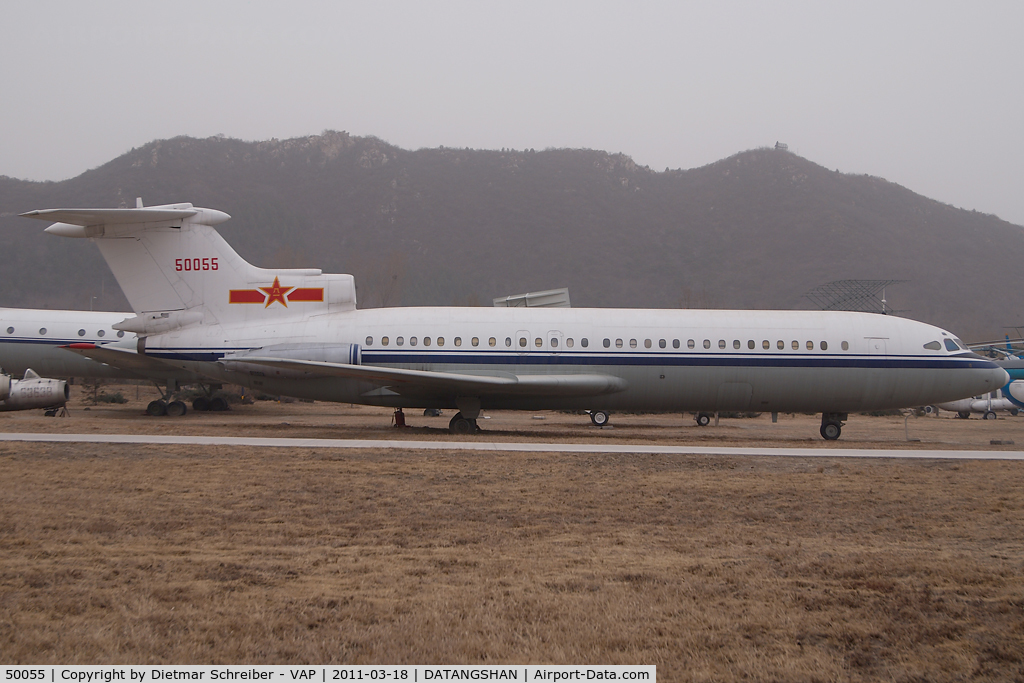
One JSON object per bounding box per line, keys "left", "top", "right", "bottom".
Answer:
{"left": 804, "top": 280, "right": 907, "bottom": 314}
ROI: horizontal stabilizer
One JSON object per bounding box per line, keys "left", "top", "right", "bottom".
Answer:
{"left": 20, "top": 207, "right": 198, "bottom": 227}
{"left": 223, "top": 357, "right": 627, "bottom": 399}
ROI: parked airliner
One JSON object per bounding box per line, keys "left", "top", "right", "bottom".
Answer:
{"left": 16, "top": 201, "right": 1008, "bottom": 439}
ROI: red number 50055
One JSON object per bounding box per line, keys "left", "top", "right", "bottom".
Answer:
{"left": 175, "top": 257, "right": 219, "bottom": 272}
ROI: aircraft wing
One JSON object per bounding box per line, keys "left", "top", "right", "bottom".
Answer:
{"left": 224, "top": 357, "right": 628, "bottom": 399}
{"left": 61, "top": 343, "right": 195, "bottom": 380}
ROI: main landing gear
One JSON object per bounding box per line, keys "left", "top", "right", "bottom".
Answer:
{"left": 448, "top": 412, "right": 480, "bottom": 434}
{"left": 589, "top": 410, "right": 610, "bottom": 426}
{"left": 820, "top": 413, "right": 847, "bottom": 441}
{"left": 147, "top": 380, "right": 187, "bottom": 417}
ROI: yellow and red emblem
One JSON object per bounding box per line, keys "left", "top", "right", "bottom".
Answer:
{"left": 230, "top": 277, "right": 324, "bottom": 308}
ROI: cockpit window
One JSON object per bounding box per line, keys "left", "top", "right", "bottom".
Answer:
{"left": 943, "top": 339, "right": 960, "bottom": 352}
{"left": 923, "top": 341, "right": 942, "bottom": 351}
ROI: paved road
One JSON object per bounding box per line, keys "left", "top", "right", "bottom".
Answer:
{"left": 2, "top": 432, "right": 1023, "bottom": 459}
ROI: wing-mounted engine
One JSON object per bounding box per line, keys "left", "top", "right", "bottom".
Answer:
{"left": 0, "top": 369, "right": 69, "bottom": 412}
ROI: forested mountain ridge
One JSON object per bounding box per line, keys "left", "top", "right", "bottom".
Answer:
{"left": 1, "top": 131, "right": 1020, "bottom": 340}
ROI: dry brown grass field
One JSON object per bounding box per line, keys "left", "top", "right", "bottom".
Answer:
{"left": 1, "top": 384, "right": 1023, "bottom": 681}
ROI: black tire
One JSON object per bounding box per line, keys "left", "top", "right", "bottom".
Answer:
{"left": 209, "top": 396, "right": 229, "bottom": 412}
{"left": 983, "top": 411, "right": 997, "bottom": 420}
{"left": 193, "top": 396, "right": 211, "bottom": 412}
{"left": 146, "top": 400, "right": 167, "bottom": 417}
{"left": 820, "top": 421, "right": 841, "bottom": 440}
{"left": 166, "top": 400, "right": 187, "bottom": 417}
{"left": 957, "top": 411, "right": 971, "bottom": 419}
{"left": 449, "top": 412, "right": 473, "bottom": 434}
{"left": 696, "top": 413, "right": 711, "bottom": 427}
{"left": 590, "top": 410, "right": 610, "bottom": 426}
{"left": 1011, "top": 408, "right": 1019, "bottom": 417}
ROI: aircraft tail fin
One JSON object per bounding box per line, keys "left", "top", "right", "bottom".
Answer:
{"left": 21, "top": 201, "right": 356, "bottom": 328}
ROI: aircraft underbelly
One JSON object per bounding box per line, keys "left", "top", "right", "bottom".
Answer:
{"left": 209, "top": 359, "right": 996, "bottom": 413}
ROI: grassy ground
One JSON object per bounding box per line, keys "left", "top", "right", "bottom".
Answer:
{"left": 1, "top": 387, "right": 1023, "bottom": 679}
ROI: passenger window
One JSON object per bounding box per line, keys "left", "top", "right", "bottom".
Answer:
{"left": 365, "top": 336, "right": 373, "bottom": 346}
{"left": 519, "top": 337, "right": 527, "bottom": 348}
{"left": 39, "top": 328, "right": 46, "bottom": 335}
{"left": 455, "top": 337, "right": 462, "bottom": 347}
{"left": 777, "top": 340, "right": 784, "bottom": 350}
{"left": 673, "top": 339, "right": 681, "bottom": 349}
{"left": 437, "top": 337, "right": 445, "bottom": 346}
{"left": 944, "top": 339, "right": 959, "bottom": 352}
{"left": 924, "top": 341, "right": 941, "bottom": 351}
{"left": 117, "top": 331, "right": 125, "bottom": 338}
{"left": 792, "top": 340, "right": 799, "bottom": 350}
{"left": 582, "top": 338, "right": 589, "bottom": 348}
{"left": 703, "top": 339, "right": 710, "bottom": 349}
{"left": 762, "top": 340, "right": 770, "bottom": 350}
{"left": 842, "top": 341, "right": 849, "bottom": 350}
{"left": 747, "top": 340, "right": 755, "bottom": 350}
{"left": 733, "top": 340, "right": 740, "bottom": 349}
{"left": 616, "top": 339, "right": 624, "bottom": 348}
{"left": 535, "top": 337, "right": 543, "bottom": 347}
{"left": 471, "top": 337, "right": 478, "bottom": 347}
{"left": 78, "top": 329, "right": 86, "bottom": 337}
{"left": 659, "top": 339, "right": 666, "bottom": 349}
{"left": 411, "top": 337, "right": 418, "bottom": 346}
{"left": 505, "top": 337, "right": 512, "bottom": 347}
{"left": 604, "top": 339, "right": 611, "bottom": 348}
{"left": 718, "top": 340, "right": 726, "bottom": 349}
{"left": 686, "top": 339, "right": 693, "bottom": 349}
{"left": 566, "top": 338, "right": 574, "bottom": 348}
{"left": 5, "top": 327, "right": 12, "bottom": 334}
{"left": 98, "top": 330, "right": 105, "bottom": 337}
{"left": 397, "top": 336, "right": 404, "bottom": 346}
{"left": 820, "top": 341, "right": 828, "bottom": 350}
{"left": 645, "top": 339, "right": 652, "bottom": 349}
{"left": 489, "top": 337, "right": 496, "bottom": 347}
{"left": 382, "top": 336, "right": 389, "bottom": 346}
{"left": 629, "top": 339, "right": 637, "bottom": 348}
{"left": 550, "top": 337, "right": 558, "bottom": 348}
{"left": 423, "top": 337, "right": 431, "bottom": 346}
{"left": 806, "top": 341, "right": 813, "bottom": 350}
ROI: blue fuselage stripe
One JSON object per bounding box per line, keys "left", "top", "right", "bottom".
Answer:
{"left": 140, "top": 348, "right": 999, "bottom": 371}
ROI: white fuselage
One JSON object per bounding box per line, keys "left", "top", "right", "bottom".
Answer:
{"left": 132, "top": 306, "right": 1007, "bottom": 414}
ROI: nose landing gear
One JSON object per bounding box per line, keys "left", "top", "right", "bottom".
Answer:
{"left": 820, "top": 413, "right": 847, "bottom": 440}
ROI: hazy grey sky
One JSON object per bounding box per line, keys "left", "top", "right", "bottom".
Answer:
{"left": 3, "top": 1, "right": 1023, "bottom": 224}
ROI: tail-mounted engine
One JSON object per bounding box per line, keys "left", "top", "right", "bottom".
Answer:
{"left": 219, "top": 343, "right": 361, "bottom": 378}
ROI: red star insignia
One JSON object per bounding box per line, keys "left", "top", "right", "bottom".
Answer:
{"left": 259, "top": 277, "right": 295, "bottom": 308}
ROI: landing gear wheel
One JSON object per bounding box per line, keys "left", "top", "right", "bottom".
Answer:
{"left": 1011, "top": 408, "right": 1020, "bottom": 417}
{"left": 193, "top": 396, "right": 211, "bottom": 412}
{"left": 696, "top": 413, "right": 711, "bottom": 427}
{"left": 449, "top": 412, "right": 476, "bottom": 435}
{"left": 957, "top": 411, "right": 971, "bottom": 419}
{"left": 146, "top": 400, "right": 167, "bottom": 417}
{"left": 983, "top": 410, "right": 997, "bottom": 420}
{"left": 166, "top": 400, "right": 188, "bottom": 417}
{"left": 820, "top": 421, "right": 842, "bottom": 440}
{"left": 209, "top": 397, "right": 229, "bottom": 412}
{"left": 590, "top": 410, "right": 610, "bottom": 426}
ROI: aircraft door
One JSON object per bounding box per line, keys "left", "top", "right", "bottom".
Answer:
{"left": 547, "top": 330, "right": 563, "bottom": 354}
{"left": 865, "top": 338, "right": 888, "bottom": 355}
{"left": 515, "top": 330, "right": 531, "bottom": 357}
